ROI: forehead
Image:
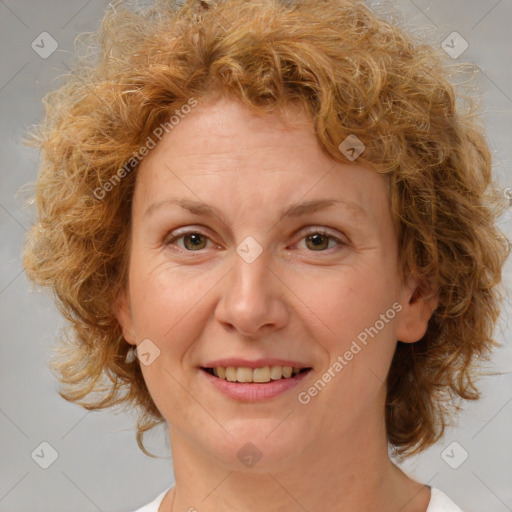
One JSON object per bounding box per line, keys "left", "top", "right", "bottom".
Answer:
{"left": 133, "top": 96, "right": 389, "bottom": 222}
{"left": 153, "top": 96, "right": 318, "bottom": 164}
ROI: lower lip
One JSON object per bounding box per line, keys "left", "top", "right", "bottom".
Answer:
{"left": 200, "top": 368, "right": 312, "bottom": 401}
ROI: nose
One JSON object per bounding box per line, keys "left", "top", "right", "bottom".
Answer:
{"left": 214, "top": 247, "right": 290, "bottom": 338}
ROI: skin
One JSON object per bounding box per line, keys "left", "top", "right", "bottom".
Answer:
{"left": 115, "top": 93, "right": 439, "bottom": 512}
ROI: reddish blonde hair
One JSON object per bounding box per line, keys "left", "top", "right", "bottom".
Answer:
{"left": 22, "top": 0, "right": 510, "bottom": 459}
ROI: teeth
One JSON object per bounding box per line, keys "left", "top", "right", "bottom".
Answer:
{"left": 212, "top": 365, "right": 305, "bottom": 383}
{"left": 270, "top": 365, "right": 283, "bottom": 380}
{"left": 282, "top": 366, "right": 293, "bottom": 378}
{"left": 225, "top": 367, "right": 237, "bottom": 381}
{"left": 237, "top": 367, "right": 253, "bottom": 382}
{"left": 253, "top": 366, "right": 270, "bottom": 382}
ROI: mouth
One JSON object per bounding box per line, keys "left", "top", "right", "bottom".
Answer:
{"left": 200, "top": 366, "right": 312, "bottom": 383}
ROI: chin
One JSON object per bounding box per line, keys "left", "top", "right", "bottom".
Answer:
{"left": 201, "top": 417, "right": 311, "bottom": 472}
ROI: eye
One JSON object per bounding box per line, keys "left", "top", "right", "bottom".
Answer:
{"left": 164, "top": 231, "right": 212, "bottom": 251}
{"left": 164, "top": 228, "right": 346, "bottom": 253}
{"left": 296, "top": 229, "right": 346, "bottom": 252}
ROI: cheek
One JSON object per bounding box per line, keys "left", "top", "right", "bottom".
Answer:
{"left": 128, "top": 255, "right": 217, "bottom": 357}
{"left": 128, "top": 262, "right": 214, "bottom": 416}
{"left": 303, "top": 263, "right": 396, "bottom": 336}
{"left": 301, "top": 262, "right": 399, "bottom": 385}
{"left": 130, "top": 258, "right": 202, "bottom": 345}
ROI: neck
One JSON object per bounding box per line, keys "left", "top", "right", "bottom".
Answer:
{"left": 164, "top": 410, "right": 430, "bottom": 512}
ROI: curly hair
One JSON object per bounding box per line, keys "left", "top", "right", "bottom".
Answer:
{"left": 22, "top": 0, "right": 510, "bottom": 460}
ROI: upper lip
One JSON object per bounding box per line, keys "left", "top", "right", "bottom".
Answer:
{"left": 201, "top": 358, "right": 312, "bottom": 369}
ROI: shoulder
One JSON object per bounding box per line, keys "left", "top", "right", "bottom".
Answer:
{"left": 427, "top": 486, "right": 464, "bottom": 512}
{"left": 131, "top": 487, "right": 172, "bottom": 512}
{"left": 130, "top": 485, "right": 463, "bottom": 512}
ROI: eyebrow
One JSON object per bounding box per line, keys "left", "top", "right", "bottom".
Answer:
{"left": 143, "top": 197, "right": 367, "bottom": 224}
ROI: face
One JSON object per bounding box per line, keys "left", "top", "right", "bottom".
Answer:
{"left": 116, "top": 95, "right": 434, "bottom": 472}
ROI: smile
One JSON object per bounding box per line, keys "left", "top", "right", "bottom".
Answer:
{"left": 200, "top": 364, "right": 313, "bottom": 401}
{"left": 202, "top": 365, "right": 311, "bottom": 383}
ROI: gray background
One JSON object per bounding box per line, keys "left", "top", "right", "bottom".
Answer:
{"left": 1, "top": 0, "right": 511, "bottom": 511}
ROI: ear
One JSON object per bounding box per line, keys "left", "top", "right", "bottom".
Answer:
{"left": 396, "top": 276, "right": 439, "bottom": 344}
{"left": 113, "top": 288, "right": 137, "bottom": 346}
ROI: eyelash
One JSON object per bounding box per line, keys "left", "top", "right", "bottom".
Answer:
{"left": 164, "top": 228, "right": 346, "bottom": 254}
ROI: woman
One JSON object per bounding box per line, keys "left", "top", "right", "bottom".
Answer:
{"left": 22, "top": 0, "right": 509, "bottom": 510}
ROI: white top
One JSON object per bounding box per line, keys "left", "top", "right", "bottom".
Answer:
{"left": 132, "top": 485, "right": 463, "bottom": 511}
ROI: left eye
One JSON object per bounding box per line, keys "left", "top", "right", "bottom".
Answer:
{"left": 297, "top": 230, "right": 345, "bottom": 251}
{"left": 164, "top": 229, "right": 344, "bottom": 252}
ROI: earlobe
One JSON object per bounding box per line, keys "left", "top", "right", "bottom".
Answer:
{"left": 396, "top": 278, "right": 439, "bottom": 344}
{"left": 113, "top": 289, "right": 136, "bottom": 345}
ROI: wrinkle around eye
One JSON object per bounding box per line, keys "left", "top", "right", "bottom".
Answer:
{"left": 160, "top": 229, "right": 349, "bottom": 260}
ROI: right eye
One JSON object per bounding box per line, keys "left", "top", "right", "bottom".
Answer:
{"left": 164, "top": 230, "right": 213, "bottom": 251}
